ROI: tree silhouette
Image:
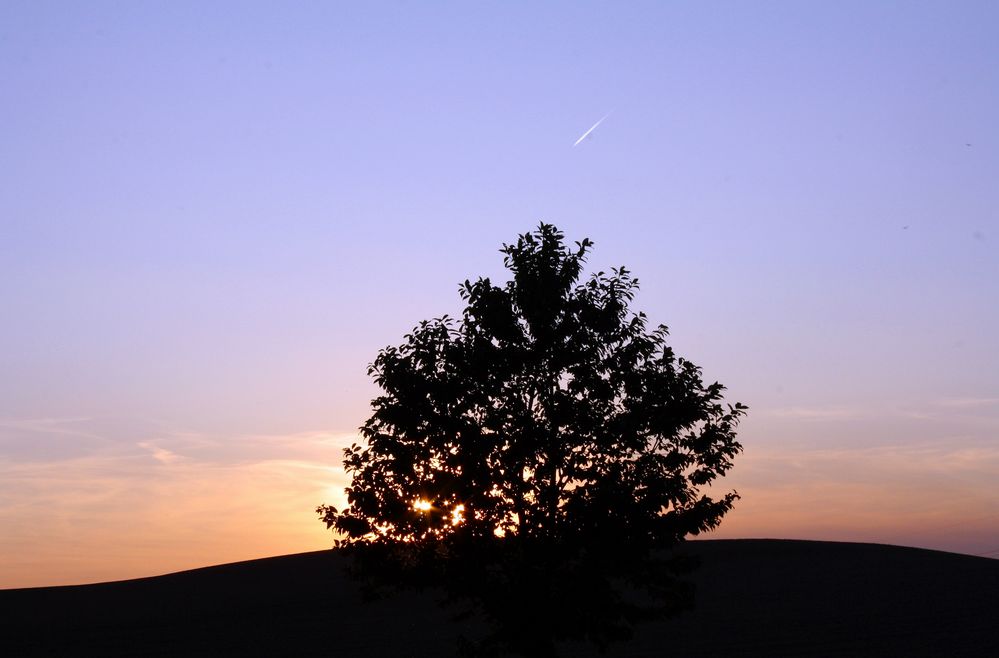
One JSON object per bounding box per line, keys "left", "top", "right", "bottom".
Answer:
{"left": 319, "top": 224, "right": 746, "bottom": 656}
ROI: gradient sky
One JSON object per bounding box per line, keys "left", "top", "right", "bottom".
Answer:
{"left": 2, "top": 1, "right": 997, "bottom": 588}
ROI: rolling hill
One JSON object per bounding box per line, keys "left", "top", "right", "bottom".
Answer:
{"left": 2, "top": 539, "right": 996, "bottom": 657}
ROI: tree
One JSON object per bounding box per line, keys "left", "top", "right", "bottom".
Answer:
{"left": 319, "top": 224, "right": 746, "bottom": 656}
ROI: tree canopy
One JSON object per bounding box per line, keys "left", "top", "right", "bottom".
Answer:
{"left": 319, "top": 224, "right": 746, "bottom": 656}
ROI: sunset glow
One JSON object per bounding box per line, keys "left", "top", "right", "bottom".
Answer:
{"left": 2, "top": 2, "right": 998, "bottom": 589}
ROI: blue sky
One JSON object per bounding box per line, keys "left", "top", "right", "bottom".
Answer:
{"left": 2, "top": 1, "right": 998, "bottom": 586}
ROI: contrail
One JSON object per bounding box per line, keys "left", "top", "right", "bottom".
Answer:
{"left": 572, "top": 112, "right": 612, "bottom": 147}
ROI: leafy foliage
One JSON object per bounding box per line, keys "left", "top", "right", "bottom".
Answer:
{"left": 319, "top": 224, "right": 746, "bottom": 656}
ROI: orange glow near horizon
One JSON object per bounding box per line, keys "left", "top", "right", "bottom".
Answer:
{"left": 1, "top": 429, "right": 998, "bottom": 589}
{"left": 0, "top": 430, "right": 352, "bottom": 590}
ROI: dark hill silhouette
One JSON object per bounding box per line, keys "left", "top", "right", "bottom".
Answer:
{"left": 2, "top": 539, "right": 997, "bottom": 657}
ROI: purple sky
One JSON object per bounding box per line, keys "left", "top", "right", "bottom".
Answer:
{"left": 2, "top": 1, "right": 998, "bottom": 587}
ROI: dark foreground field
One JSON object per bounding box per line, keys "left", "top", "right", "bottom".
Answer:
{"left": 2, "top": 539, "right": 997, "bottom": 657}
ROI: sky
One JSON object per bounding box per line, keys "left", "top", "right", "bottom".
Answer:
{"left": 1, "top": 1, "right": 997, "bottom": 588}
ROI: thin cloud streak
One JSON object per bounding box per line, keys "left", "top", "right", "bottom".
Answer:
{"left": 0, "top": 416, "right": 107, "bottom": 442}
{"left": 932, "top": 397, "right": 999, "bottom": 409}
{"left": 761, "top": 406, "right": 862, "bottom": 421}
{"left": 572, "top": 112, "right": 612, "bottom": 147}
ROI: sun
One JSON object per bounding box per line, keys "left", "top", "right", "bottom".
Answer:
{"left": 413, "top": 499, "right": 467, "bottom": 525}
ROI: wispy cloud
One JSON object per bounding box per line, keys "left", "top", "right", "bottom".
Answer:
{"left": 932, "top": 397, "right": 999, "bottom": 409}
{"left": 137, "top": 441, "right": 183, "bottom": 465}
{"left": 0, "top": 416, "right": 107, "bottom": 442}
{"left": 761, "top": 406, "right": 863, "bottom": 421}
{"left": 0, "top": 427, "right": 356, "bottom": 588}
{"left": 755, "top": 400, "right": 999, "bottom": 436}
